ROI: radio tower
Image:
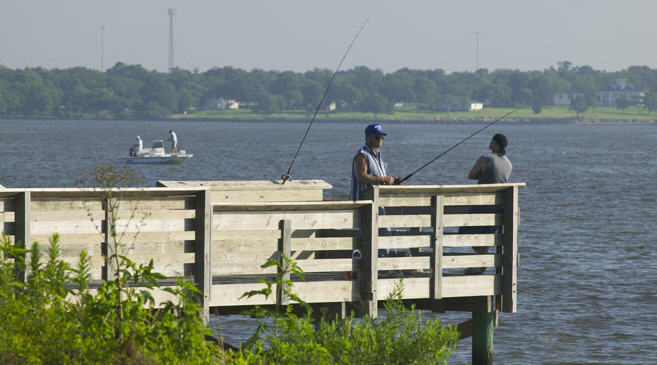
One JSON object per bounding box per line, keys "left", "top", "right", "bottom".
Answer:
{"left": 168, "top": 8, "right": 175, "bottom": 71}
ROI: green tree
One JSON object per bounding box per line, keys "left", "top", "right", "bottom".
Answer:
{"left": 616, "top": 95, "right": 631, "bottom": 114}
{"left": 358, "top": 91, "right": 392, "bottom": 116}
{"left": 570, "top": 94, "right": 588, "bottom": 116}
{"left": 643, "top": 91, "right": 657, "bottom": 112}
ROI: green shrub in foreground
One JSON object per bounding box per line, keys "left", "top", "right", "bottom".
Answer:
{"left": 0, "top": 233, "right": 458, "bottom": 364}
{"left": 0, "top": 233, "right": 222, "bottom": 364}
{"left": 224, "top": 256, "right": 459, "bottom": 364}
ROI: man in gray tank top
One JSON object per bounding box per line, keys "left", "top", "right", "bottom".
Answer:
{"left": 468, "top": 133, "right": 512, "bottom": 183}
{"left": 464, "top": 133, "right": 512, "bottom": 274}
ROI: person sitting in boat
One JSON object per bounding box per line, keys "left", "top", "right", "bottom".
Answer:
{"left": 168, "top": 130, "right": 178, "bottom": 154}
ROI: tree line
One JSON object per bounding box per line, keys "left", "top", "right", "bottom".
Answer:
{"left": 2, "top": 61, "right": 657, "bottom": 118}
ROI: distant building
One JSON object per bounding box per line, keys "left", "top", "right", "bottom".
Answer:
{"left": 203, "top": 97, "right": 240, "bottom": 110}
{"left": 553, "top": 92, "right": 584, "bottom": 106}
{"left": 469, "top": 102, "right": 483, "bottom": 111}
{"left": 595, "top": 78, "right": 643, "bottom": 107}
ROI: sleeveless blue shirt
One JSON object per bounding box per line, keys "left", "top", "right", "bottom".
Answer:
{"left": 350, "top": 144, "right": 387, "bottom": 200}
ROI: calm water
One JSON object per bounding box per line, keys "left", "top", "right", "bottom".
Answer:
{"left": 1, "top": 118, "right": 656, "bottom": 363}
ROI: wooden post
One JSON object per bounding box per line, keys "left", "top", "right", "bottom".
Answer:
{"left": 278, "top": 219, "right": 292, "bottom": 306}
{"left": 360, "top": 189, "right": 378, "bottom": 317}
{"left": 104, "top": 197, "right": 117, "bottom": 281}
{"left": 430, "top": 195, "right": 443, "bottom": 300}
{"left": 472, "top": 310, "right": 495, "bottom": 365}
{"left": 502, "top": 186, "right": 518, "bottom": 313}
{"left": 195, "top": 189, "right": 212, "bottom": 324}
{"left": 14, "top": 192, "right": 30, "bottom": 283}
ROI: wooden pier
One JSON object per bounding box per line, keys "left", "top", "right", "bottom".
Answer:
{"left": 1, "top": 180, "right": 523, "bottom": 364}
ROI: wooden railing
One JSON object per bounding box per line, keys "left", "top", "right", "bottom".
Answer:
{"left": 0, "top": 182, "right": 523, "bottom": 323}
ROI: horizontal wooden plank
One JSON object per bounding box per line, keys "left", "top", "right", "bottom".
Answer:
{"left": 31, "top": 199, "right": 102, "bottom": 212}
{"left": 441, "top": 275, "right": 501, "bottom": 297}
{"left": 213, "top": 210, "right": 358, "bottom": 230}
{"left": 293, "top": 281, "right": 357, "bottom": 303}
{"left": 4, "top": 211, "right": 15, "bottom": 221}
{"left": 210, "top": 283, "right": 276, "bottom": 306}
{"left": 31, "top": 210, "right": 105, "bottom": 221}
{"left": 443, "top": 193, "right": 503, "bottom": 206}
{"left": 377, "top": 277, "right": 430, "bottom": 299}
{"left": 442, "top": 254, "right": 501, "bottom": 269}
{"left": 379, "top": 195, "right": 431, "bottom": 207}
{"left": 378, "top": 257, "right": 429, "bottom": 271}
{"left": 212, "top": 262, "right": 277, "bottom": 276}
{"left": 213, "top": 239, "right": 278, "bottom": 254}
{"left": 159, "top": 179, "right": 332, "bottom": 191}
{"left": 290, "top": 236, "right": 356, "bottom": 251}
{"left": 379, "top": 235, "right": 430, "bottom": 249}
{"left": 31, "top": 233, "right": 105, "bottom": 245}
{"left": 379, "top": 214, "right": 430, "bottom": 228}
{"left": 31, "top": 220, "right": 101, "bottom": 235}
{"left": 114, "top": 219, "right": 191, "bottom": 233}
{"left": 115, "top": 209, "right": 196, "bottom": 221}
{"left": 442, "top": 234, "right": 500, "bottom": 247}
{"left": 211, "top": 190, "right": 322, "bottom": 203}
{"left": 119, "top": 231, "right": 196, "bottom": 244}
{"left": 296, "top": 258, "right": 355, "bottom": 273}
{"left": 378, "top": 183, "right": 525, "bottom": 196}
{"left": 212, "top": 201, "right": 370, "bottom": 212}
{"left": 443, "top": 213, "right": 502, "bottom": 227}
{"left": 116, "top": 197, "right": 193, "bottom": 211}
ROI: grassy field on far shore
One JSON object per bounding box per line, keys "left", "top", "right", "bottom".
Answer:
{"left": 171, "top": 105, "right": 657, "bottom": 122}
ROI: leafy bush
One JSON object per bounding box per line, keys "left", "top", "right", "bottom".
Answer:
{"left": 0, "top": 232, "right": 222, "bottom": 364}
{"left": 224, "top": 256, "right": 459, "bottom": 364}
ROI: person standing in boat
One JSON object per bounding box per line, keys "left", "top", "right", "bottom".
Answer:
{"left": 463, "top": 133, "right": 512, "bottom": 273}
{"left": 136, "top": 135, "right": 143, "bottom": 155}
{"left": 168, "top": 130, "right": 178, "bottom": 154}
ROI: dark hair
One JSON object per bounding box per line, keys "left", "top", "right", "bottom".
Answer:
{"left": 492, "top": 133, "right": 508, "bottom": 155}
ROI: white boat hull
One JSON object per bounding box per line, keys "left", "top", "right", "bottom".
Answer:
{"left": 126, "top": 154, "right": 193, "bottom": 164}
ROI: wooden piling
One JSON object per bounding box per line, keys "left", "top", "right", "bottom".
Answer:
{"left": 472, "top": 310, "right": 495, "bottom": 365}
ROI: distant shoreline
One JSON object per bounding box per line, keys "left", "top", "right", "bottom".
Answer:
{"left": 2, "top": 114, "right": 656, "bottom": 125}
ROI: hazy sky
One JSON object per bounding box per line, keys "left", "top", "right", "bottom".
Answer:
{"left": 2, "top": 1, "right": 657, "bottom": 74}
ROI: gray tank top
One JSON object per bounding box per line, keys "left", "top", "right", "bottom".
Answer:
{"left": 350, "top": 144, "right": 387, "bottom": 200}
{"left": 478, "top": 153, "right": 512, "bottom": 184}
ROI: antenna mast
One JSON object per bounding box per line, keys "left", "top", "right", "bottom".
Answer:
{"left": 168, "top": 8, "right": 175, "bottom": 71}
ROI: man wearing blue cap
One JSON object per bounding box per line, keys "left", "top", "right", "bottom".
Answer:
{"left": 350, "top": 123, "right": 400, "bottom": 200}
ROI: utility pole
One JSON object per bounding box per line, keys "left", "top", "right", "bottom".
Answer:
{"left": 168, "top": 8, "right": 175, "bottom": 72}
{"left": 100, "top": 26, "right": 105, "bottom": 72}
{"left": 474, "top": 31, "right": 480, "bottom": 71}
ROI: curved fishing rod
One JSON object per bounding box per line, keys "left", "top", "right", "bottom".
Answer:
{"left": 399, "top": 108, "right": 518, "bottom": 183}
{"left": 280, "top": 18, "right": 370, "bottom": 185}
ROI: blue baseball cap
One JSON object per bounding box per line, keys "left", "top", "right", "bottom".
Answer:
{"left": 365, "top": 123, "right": 387, "bottom": 136}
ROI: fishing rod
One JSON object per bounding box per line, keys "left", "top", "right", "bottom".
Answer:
{"left": 398, "top": 108, "right": 518, "bottom": 183}
{"left": 280, "top": 18, "right": 370, "bottom": 185}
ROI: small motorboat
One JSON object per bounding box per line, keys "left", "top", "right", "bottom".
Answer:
{"left": 126, "top": 140, "right": 193, "bottom": 164}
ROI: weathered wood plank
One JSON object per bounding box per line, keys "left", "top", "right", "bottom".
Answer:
{"left": 210, "top": 283, "right": 276, "bottom": 306}
{"left": 379, "top": 193, "right": 502, "bottom": 207}
{"left": 378, "top": 214, "right": 431, "bottom": 228}
{"left": 31, "top": 220, "right": 102, "bottom": 235}
{"left": 502, "top": 186, "right": 519, "bottom": 313}
{"left": 115, "top": 209, "right": 196, "bottom": 221}
{"left": 431, "top": 195, "right": 443, "bottom": 299}
{"left": 378, "top": 235, "right": 430, "bottom": 249}
{"left": 442, "top": 233, "right": 500, "bottom": 247}
{"left": 442, "top": 254, "right": 501, "bottom": 269}
{"left": 441, "top": 275, "right": 501, "bottom": 297}
{"left": 378, "top": 277, "right": 430, "bottom": 299}
{"left": 296, "top": 258, "right": 355, "bottom": 273}
{"left": 212, "top": 211, "right": 358, "bottom": 230}
{"left": 378, "top": 257, "right": 429, "bottom": 271}
{"left": 211, "top": 190, "right": 321, "bottom": 203}
{"left": 443, "top": 213, "right": 502, "bottom": 227}
{"left": 31, "top": 199, "right": 103, "bottom": 212}
{"left": 212, "top": 262, "right": 277, "bottom": 276}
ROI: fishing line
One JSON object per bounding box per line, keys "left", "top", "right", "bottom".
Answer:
{"left": 399, "top": 108, "right": 518, "bottom": 183}
{"left": 280, "top": 18, "right": 370, "bottom": 184}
